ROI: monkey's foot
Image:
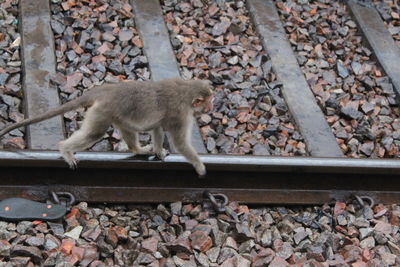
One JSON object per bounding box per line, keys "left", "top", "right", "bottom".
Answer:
{"left": 155, "top": 148, "right": 169, "bottom": 160}
{"left": 131, "top": 144, "right": 153, "bottom": 155}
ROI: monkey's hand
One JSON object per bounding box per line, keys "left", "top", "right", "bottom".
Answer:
{"left": 67, "top": 158, "right": 79, "bottom": 170}
{"left": 195, "top": 163, "right": 207, "bottom": 178}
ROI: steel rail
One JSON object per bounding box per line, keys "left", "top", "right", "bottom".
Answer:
{"left": 0, "top": 150, "right": 399, "bottom": 204}
{"left": 0, "top": 150, "right": 399, "bottom": 173}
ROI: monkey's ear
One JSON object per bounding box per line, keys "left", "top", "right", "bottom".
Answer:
{"left": 192, "top": 97, "right": 204, "bottom": 107}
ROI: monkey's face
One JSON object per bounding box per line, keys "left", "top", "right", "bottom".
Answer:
{"left": 192, "top": 95, "right": 214, "bottom": 114}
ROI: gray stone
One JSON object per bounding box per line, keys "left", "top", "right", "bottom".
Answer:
{"left": 351, "top": 61, "right": 362, "bottom": 75}
{"left": 16, "top": 221, "right": 32, "bottom": 235}
{"left": 170, "top": 202, "right": 182, "bottom": 215}
{"left": 212, "top": 20, "right": 231, "bottom": 36}
{"left": 336, "top": 62, "right": 349, "bottom": 78}
{"left": 359, "top": 227, "right": 373, "bottom": 239}
{"left": 44, "top": 234, "right": 61, "bottom": 251}
{"left": 340, "top": 106, "right": 363, "bottom": 120}
{"left": 275, "top": 242, "right": 293, "bottom": 260}
{"left": 108, "top": 60, "right": 125, "bottom": 75}
{"left": 25, "top": 234, "right": 45, "bottom": 247}
{"left": 102, "top": 31, "right": 116, "bottom": 42}
{"left": 206, "top": 247, "right": 220, "bottom": 263}
{"left": 306, "top": 245, "right": 326, "bottom": 262}
{"left": 64, "top": 226, "right": 83, "bottom": 240}
{"left": 0, "top": 240, "right": 11, "bottom": 257}
{"left": 218, "top": 247, "right": 237, "bottom": 264}
{"left": 65, "top": 50, "right": 76, "bottom": 61}
{"left": 374, "top": 231, "right": 388, "bottom": 245}
{"left": 50, "top": 20, "right": 66, "bottom": 34}
{"left": 0, "top": 73, "right": 9, "bottom": 86}
{"left": 293, "top": 229, "right": 308, "bottom": 245}
{"left": 360, "top": 236, "right": 375, "bottom": 249}
{"left": 253, "top": 143, "right": 270, "bottom": 156}
{"left": 360, "top": 142, "right": 375, "bottom": 156}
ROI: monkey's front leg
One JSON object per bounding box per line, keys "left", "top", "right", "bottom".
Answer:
{"left": 170, "top": 128, "right": 206, "bottom": 177}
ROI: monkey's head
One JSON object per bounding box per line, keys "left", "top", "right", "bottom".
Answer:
{"left": 191, "top": 80, "right": 214, "bottom": 114}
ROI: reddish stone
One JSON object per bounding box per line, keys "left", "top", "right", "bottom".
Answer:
{"left": 362, "top": 248, "right": 372, "bottom": 262}
{"left": 170, "top": 214, "right": 180, "bottom": 225}
{"left": 106, "top": 226, "right": 128, "bottom": 247}
{"left": 341, "top": 245, "right": 362, "bottom": 263}
{"left": 389, "top": 211, "right": 400, "bottom": 226}
{"left": 89, "top": 260, "right": 106, "bottom": 267}
{"left": 148, "top": 260, "right": 160, "bottom": 267}
{"left": 220, "top": 257, "right": 235, "bottom": 267}
{"left": 182, "top": 204, "right": 193, "bottom": 215}
{"left": 0, "top": 240, "right": 11, "bottom": 257}
{"left": 66, "top": 208, "right": 80, "bottom": 219}
{"left": 65, "top": 216, "right": 80, "bottom": 228}
{"left": 176, "top": 252, "right": 191, "bottom": 260}
{"left": 160, "top": 231, "right": 176, "bottom": 243}
{"left": 184, "top": 219, "right": 198, "bottom": 231}
{"left": 374, "top": 221, "right": 392, "bottom": 234}
{"left": 166, "top": 238, "right": 191, "bottom": 254}
{"left": 97, "top": 42, "right": 112, "bottom": 54}
{"left": 334, "top": 201, "right": 346, "bottom": 216}
{"left": 223, "top": 236, "right": 238, "bottom": 250}
{"left": 352, "top": 261, "right": 368, "bottom": 267}
{"left": 80, "top": 244, "right": 97, "bottom": 267}
{"left": 373, "top": 204, "right": 386, "bottom": 214}
{"left": 142, "top": 237, "right": 159, "bottom": 253}
{"left": 82, "top": 225, "right": 102, "bottom": 242}
{"left": 35, "top": 222, "right": 48, "bottom": 233}
{"left": 91, "top": 55, "right": 106, "bottom": 63}
{"left": 72, "top": 246, "right": 85, "bottom": 261}
{"left": 65, "top": 254, "right": 79, "bottom": 266}
{"left": 189, "top": 230, "right": 213, "bottom": 252}
{"left": 238, "top": 205, "right": 250, "bottom": 215}
{"left": 60, "top": 239, "right": 75, "bottom": 256}
{"left": 269, "top": 256, "right": 289, "bottom": 267}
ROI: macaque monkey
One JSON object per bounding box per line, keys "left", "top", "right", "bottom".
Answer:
{"left": 0, "top": 78, "right": 214, "bottom": 176}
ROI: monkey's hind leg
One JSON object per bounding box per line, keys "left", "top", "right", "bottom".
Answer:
{"left": 59, "top": 104, "right": 110, "bottom": 169}
{"left": 116, "top": 126, "right": 153, "bottom": 155}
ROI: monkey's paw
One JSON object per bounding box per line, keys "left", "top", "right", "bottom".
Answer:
{"left": 132, "top": 145, "right": 153, "bottom": 155}
{"left": 155, "top": 148, "right": 169, "bottom": 160}
{"left": 195, "top": 164, "right": 207, "bottom": 178}
{"left": 67, "top": 158, "right": 79, "bottom": 170}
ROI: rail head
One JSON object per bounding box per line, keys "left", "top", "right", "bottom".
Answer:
{"left": 0, "top": 150, "right": 399, "bottom": 175}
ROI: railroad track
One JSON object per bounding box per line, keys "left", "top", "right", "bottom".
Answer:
{"left": 0, "top": 0, "right": 399, "bottom": 205}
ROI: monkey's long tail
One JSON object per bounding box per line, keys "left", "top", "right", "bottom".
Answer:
{"left": 0, "top": 94, "right": 92, "bottom": 137}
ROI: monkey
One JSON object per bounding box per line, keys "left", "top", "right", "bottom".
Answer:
{"left": 0, "top": 78, "right": 214, "bottom": 177}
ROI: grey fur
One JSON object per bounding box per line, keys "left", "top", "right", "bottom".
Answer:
{"left": 0, "top": 78, "right": 213, "bottom": 176}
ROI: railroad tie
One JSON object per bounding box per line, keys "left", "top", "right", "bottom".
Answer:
{"left": 131, "top": 0, "right": 207, "bottom": 154}
{"left": 247, "top": 0, "right": 344, "bottom": 157}
{"left": 20, "top": 0, "right": 65, "bottom": 149}
{"left": 348, "top": 1, "right": 400, "bottom": 100}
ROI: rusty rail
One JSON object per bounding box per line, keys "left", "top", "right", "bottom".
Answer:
{"left": 0, "top": 150, "right": 399, "bottom": 204}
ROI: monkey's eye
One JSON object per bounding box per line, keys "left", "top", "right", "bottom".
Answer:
{"left": 192, "top": 97, "right": 204, "bottom": 107}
